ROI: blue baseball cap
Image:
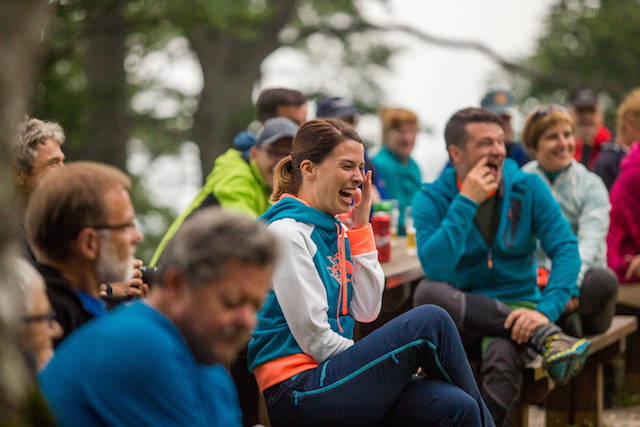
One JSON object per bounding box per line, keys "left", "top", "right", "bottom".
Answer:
{"left": 481, "top": 90, "right": 515, "bottom": 115}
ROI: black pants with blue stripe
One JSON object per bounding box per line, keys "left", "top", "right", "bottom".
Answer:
{"left": 263, "top": 305, "right": 495, "bottom": 426}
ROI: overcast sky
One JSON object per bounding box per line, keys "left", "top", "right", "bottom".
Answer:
{"left": 139, "top": 0, "right": 559, "bottom": 213}
{"left": 261, "top": 0, "right": 558, "bottom": 181}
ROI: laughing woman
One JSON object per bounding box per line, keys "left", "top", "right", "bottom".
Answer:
{"left": 247, "top": 118, "right": 494, "bottom": 426}
{"left": 522, "top": 105, "right": 618, "bottom": 337}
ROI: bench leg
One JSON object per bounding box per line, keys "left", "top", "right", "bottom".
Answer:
{"left": 514, "top": 402, "right": 529, "bottom": 427}
{"left": 571, "top": 361, "right": 603, "bottom": 426}
{"left": 546, "top": 383, "right": 572, "bottom": 426}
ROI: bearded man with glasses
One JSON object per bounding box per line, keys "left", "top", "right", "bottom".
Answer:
{"left": 24, "top": 161, "right": 143, "bottom": 344}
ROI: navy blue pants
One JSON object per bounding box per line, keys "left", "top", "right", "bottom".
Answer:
{"left": 263, "top": 305, "right": 495, "bottom": 426}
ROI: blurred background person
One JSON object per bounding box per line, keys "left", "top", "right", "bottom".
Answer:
{"left": 372, "top": 107, "right": 421, "bottom": 233}
{"left": 594, "top": 88, "right": 640, "bottom": 191}
{"left": 480, "top": 89, "right": 530, "bottom": 167}
{"left": 16, "top": 257, "right": 63, "bottom": 371}
{"left": 607, "top": 98, "right": 640, "bottom": 284}
{"left": 233, "top": 88, "right": 307, "bottom": 154}
{"left": 567, "top": 87, "right": 612, "bottom": 169}
{"left": 12, "top": 117, "right": 65, "bottom": 263}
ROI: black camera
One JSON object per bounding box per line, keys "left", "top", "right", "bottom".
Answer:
{"left": 138, "top": 265, "right": 160, "bottom": 286}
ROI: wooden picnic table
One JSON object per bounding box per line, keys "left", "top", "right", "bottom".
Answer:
{"left": 380, "top": 236, "right": 424, "bottom": 288}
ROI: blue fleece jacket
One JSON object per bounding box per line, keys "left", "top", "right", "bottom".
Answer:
{"left": 40, "top": 302, "right": 241, "bottom": 426}
{"left": 412, "top": 159, "right": 580, "bottom": 323}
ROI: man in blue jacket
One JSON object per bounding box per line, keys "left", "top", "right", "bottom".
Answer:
{"left": 40, "top": 208, "right": 278, "bottom": 426}
{"left": 412, "top": 107, "right": 588, "bottom": 427}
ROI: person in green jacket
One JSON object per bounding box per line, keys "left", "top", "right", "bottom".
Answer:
{"left": 151, "top": 117, "right": 298, "bottom": 266}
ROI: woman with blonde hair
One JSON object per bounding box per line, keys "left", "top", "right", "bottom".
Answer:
{"left": 522, "top": 105, "right": 618, "bottom": 337}
{"left": 248, "top": 118, "right": 494, "bottom": 426}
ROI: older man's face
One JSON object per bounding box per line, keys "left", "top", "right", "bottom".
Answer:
{"left": 95, "top": 187, "right": 143, "bottom": 284}
{"left": 22, "top": 138, "right": 65, "bottom": 195}
{"left": 176, "top": 261, "right": 273, "bottom": 365}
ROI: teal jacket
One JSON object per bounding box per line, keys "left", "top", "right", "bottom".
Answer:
{"left": 372, "top": 147, "right": 422, "bottom": 232}
{"left": 412, "top": 159, "right": 580, "bottom": 323}
{"left": 247, "top": 196, "right": 383, "bottom": 390}
{"left": 151, "top": 148, "right": 270, "bottom": 265}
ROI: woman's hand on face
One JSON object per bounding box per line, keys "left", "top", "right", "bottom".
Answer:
{"left": 351, "top": 170, "right": 372, "bottom": 229}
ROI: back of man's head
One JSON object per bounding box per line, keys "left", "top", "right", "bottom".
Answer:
{"left": 25, "top": 161, "right": 131, "bottom": 264}
{"left": 13, "top": 117, "right": 65, "bottom": 182}
{"left": 256, "top": 88, "right": 306, "bottom": 123}
{"left": 444, "top": 107, "right": 504, "bottom": 149}
{"left": 156, "top": 207, "right": 278, "bottom": 289}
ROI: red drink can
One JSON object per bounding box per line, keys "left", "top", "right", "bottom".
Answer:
{"left": 371, "top": 212, "right": 391, "bottom": 262}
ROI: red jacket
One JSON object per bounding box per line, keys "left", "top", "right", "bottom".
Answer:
{"left": 574, "top": 124, "right": 612, "bottom": 169}
{"left": 607, "top": 142, "right": 640, "bottom": 283}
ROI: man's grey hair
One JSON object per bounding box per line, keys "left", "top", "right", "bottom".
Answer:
{"left": 156, "top": 208, "right": 278, "bottom": 287}
{"left": 13, "top": 117, "right": 65, "bottom": 177}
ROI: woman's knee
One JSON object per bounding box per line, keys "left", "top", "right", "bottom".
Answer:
{"left": 442, "top": 390, "right": 482, "bottom": 426}
{"left": 582, "top": 267, "right": 619, "bottom": 300}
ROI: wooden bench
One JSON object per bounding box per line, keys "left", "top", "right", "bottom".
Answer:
{"left": 516, "top": 315, "right": 637, "bottom": 426}
{"left": 616, "top": 283, "right": 640, "bottom": 387}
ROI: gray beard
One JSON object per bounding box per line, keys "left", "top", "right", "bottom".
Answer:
{"left": 96, "top": 238, "right": 133, "bottom": 284}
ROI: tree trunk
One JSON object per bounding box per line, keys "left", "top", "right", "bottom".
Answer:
{"left": 0, "top": 0, "right": 53, "bottom": 420}
{"left": 190, "top": 0, "right": 298, "bottom": 178}
{"left": 82, "top": 0, "right": 128, "bottom": 171}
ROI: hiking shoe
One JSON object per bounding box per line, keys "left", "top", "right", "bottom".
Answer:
{"left": 541, "top": 333, "right": 590, "bottom": 386}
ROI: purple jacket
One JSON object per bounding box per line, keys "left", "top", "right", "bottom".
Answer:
{"left": 607, "top": 142, "right": 640, "bottom": 283}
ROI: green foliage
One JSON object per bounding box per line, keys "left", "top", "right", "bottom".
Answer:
{"left": 34, "top": 0, "right": 394, "bottom": 261}
{"left": 510, "top": 0, "right": 640, "bottom": 126}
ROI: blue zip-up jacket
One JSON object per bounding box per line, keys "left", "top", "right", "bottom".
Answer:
{"left": 247, "top": 196, "right": 384, "bottom": 391}
{"left": 412, "top": 158, "right": 580, "bottom": 323}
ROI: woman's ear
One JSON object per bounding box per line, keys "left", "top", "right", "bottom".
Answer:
{"left": 300, "top": 159, "right": 315, "bottom": 180}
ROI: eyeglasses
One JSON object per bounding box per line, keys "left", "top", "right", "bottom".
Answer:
{"left": 23, "top": 310, "right": 57, "bottom": 328}
{"left": 530, "top": 104, "right": 569, "bottom": 123}
{"left": 92, "top": 218, "right": 139, "bottom": 232}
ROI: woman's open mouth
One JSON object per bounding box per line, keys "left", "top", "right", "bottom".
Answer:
{"left": 339, "top": 188, "right": 355, "bottom": 204}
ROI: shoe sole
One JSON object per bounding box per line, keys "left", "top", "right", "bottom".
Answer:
{"left": 542, "top": 338, "right": 590, "bottom": 386}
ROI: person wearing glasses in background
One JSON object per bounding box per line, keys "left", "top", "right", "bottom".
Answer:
{"left": 522, "top": 105, "right": 618, "bottom": 338}
{"left": 24, "top": 162, "right": 143, "bottom": 344}
{"left": 15, "top": 257, "right": 63, "bottom": 370}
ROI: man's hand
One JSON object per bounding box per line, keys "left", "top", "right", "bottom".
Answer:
{"left": 459, "top": 157, "right": 498, "bottom": 204}
{"left": 504, "top": 308, "right": 550, "bottom": 344}
{"left": 100, "top": 259, "right": 150, "bottom": 299}
{"left": 625, "top": 254, "right": 640, "bottom": 281}
{"left": 564, "top": 297, "right": 579, "bottom": 314}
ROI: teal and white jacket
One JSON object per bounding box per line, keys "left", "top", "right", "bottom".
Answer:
{"left": 522, "top": 159, "right": 610, "bottom": 288}
{"left": 248, "top": 195, "right": 384, "bottom": 391}
{"left": 412, "top": 159, "right": 580, "bottom": 323}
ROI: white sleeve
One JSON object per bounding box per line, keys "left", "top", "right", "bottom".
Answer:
{"left": 347, "top": 227, "right": 385, "bottom": 322}
{"left": 269, "top": 219, "right": 354, "bottom": 363}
